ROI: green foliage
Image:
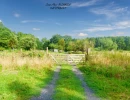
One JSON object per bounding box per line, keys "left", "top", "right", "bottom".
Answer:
{"left": 8, "top": 35, "right": 18, "bottom": 49}
{"left": 1, "top": 23, "right": 130, "bottom": 51}
{"left": 58, "top": 38, "right": 65, "bottom": 50}
{"left": 125, "top": 37, "right": 130, "bottom": 50}
{"left": 67, "top": 41, "right": 76, "bottom": 51}
{"left": 0, "top": 24, "right": 43, "bottom": 50}
{"left": 67, "top": 39, "right": 91, "bottom": 53}
{"left": 0, "top": 22, "right": 4, "bottom": 28}
{"left": 95, "top": 38, "right": 117, "bottom": 50}
{"left": 36, "top": 38, "right": 42, "bottom": 50}
{"left": 21, "top": 51, "right": 44, "bottom": 58}
{"left": 0, "top": 27, "right": 16, "bottom": 48}
{"left": 50, "top": 34, "right": 62, "bottom": 44}
{"left": 63, "top": 35, "right": 72, "bottom": 43}
{"left": 41, "top": 38, "right": 50, "bottom": 50}
{"left": 116, "top": 37, "right": 126, "bottom": 50}
{"left": 78, "top": 51, "right": 130, "bottom": 99}
{"left": 0, "top": 47, "right": 5, "bottom": 51}
{"left": 0, "top": 66, "right": 54, "bottom": 100}
{"left": 78, "top": 65, "right": 130, "bottom": 99}
{"left": 19, "top": 35, "right": 36, "bottom": 50}
{"left": 49, "top": 43, "right": 59, "bottom": 49}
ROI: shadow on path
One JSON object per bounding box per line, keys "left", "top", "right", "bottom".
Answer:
{"left": 31, "top": 66, "right": 61, "bottom": 100}
{"left": 7, "top": 67, "right": 54, "bottom": 100}
{"left": 8, "top": 81, "right": 32, "bottom": 100}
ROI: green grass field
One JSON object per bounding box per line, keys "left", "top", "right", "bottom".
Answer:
{"left": 1, "top": 50, "right": 130, "bottom": 100}
{"left": 78, "top": 51, "right": 130, "bottom": 100}
{"left": 53, "top": 65, "right": 86, "bottom": 100}
{"left": 0, "top": 50, "right": 56, "bottom": 100}
{"left": 0, "top": 67, "right": 55, "bottom": 100}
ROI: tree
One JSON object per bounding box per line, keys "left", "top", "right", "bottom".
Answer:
{"left": 116, "top": 37, "right": 126, "bottom": 50}
{"left": 36, "top": 38, "right": 42, "bottom": 50}
{"left": 67, "top": 41, "right": 76, "bottom": 51}
{"left": 0, "top": 27, "right": 16, "bottom": 48}
{"left": 49, "top": 43, "right": 59, "bottom": 49}
{"left": 75, "top": 40, "right": 84, "bottom": 52}
{"left": 50, "top": 34, "right": 62, "bottom": 44}
{"left": 58, "top": 38, "right": 65, "bottom": 50}
{"left": 63, "top": 35, "right": 72, "bottom": 51}
{"left": 17, "top": 32, "right": 25, "bottom": 41}
{"left": 125, "top": 37, "right": 130, "bottom": 50}
{"left": 97, "top": 38, "right": 117, "bottom": 50}
{"left": 83, "top": 39, "right": 93, "bottom": 55}
{"left": 8, "top": 34, "right": 18, "bottom": 49}
{"left": 63, "top": 35, "right": 72, "bottom": 43}
{"left": 19, "top": 35, "right": 36, "bottom": 50}
{"left": 41, "top": 38, "right": 50, "bottom": 50}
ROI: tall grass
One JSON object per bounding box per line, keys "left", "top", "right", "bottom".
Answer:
{"left": 0, "top": 50, "right": 54, "bottom": 70}
{"left": 79, "top": 51, "right": 130, "bottom": 100}
{"left": 0, "top": 50, "right": 55, "bottom": 100}
{"left": 89, "top": 51, "right": 130, "bottom": 67}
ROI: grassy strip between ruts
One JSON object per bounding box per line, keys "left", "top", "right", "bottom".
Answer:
{"left": 53, "top": 65, "right": 86, "bottom": 100}
{"left": 78, "top": 64, "right": 130, "bottom": 100}
{"left": 0, "top": 66, "right": 55, "bottom": 100}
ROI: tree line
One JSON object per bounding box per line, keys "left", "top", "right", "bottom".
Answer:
{"left": 0, "top": 22, "right": 130, "bottom": 51}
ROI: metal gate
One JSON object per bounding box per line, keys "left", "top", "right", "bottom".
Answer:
{"left": 50, "top": 54, "right": 85, "bottom": 65}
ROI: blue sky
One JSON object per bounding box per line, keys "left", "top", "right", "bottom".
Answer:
{"left": 0, "top": 0, "right": 130, "bottom": 39}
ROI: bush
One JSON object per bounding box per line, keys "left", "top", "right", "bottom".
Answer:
{"left": 21, "top": 51, "right": 44, "bottom": 58}
{"left": 0, "top": 47, "right": 5, "bottom": 51}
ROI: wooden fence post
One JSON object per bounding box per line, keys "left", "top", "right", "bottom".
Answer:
{"left": 46, "top": 47, "right": 48, "bottom": 54}
{"left": 85, "top": 48, "right": 89, "bottom": 62}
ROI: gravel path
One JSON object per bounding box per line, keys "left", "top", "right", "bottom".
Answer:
{"left": 72, "top": 65, "right": 100, "bottom": 100}
{"left": 31, "top": 66, "right": 61, "bottom": 100}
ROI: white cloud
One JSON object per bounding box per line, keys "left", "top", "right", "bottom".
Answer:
{"left": 90, "top": 2, "right": 129, "bottom": 18}
{"left": 21, "top": 20, "right": 45, "bottom": 23}
{"left": 116, "top": 21, "right": 130, "bottom": 26}
{"left": 14, "top": 13, "right": 20, "bottom": 18}
{"left": 114, "top": 21, "right": 130, "bottom": 29}
{"left": 111, "top": 32, "right": 125, "bottom": 36}
{"left": 78, "top": 33, "right": 88, "bottom": 37}
{"left": 116, "top": 32, "right": 125, "bottom": 36}
{"left": 75, "top": 20, "right": 130, "bottom": 32}
{"left": 0, "top": 20, "right": 2, "bottom": 22}
{"left": 71, "top": 0, "right": 99, "bottom": 7}
{"left": 33, "top": 28, "right": 40, "bottom": 31}
{"left": 86, "top": 27, "right": 113, "bottom": 32}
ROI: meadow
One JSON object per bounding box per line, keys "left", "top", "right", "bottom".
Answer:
{"left": 0, "top": 50, "right": 55, "bottom": 100}
{"left": 1, "top": 50, "right": 130, "bottom": 100}
{"left": 78, "top": 51, "right": 130, "bottom": 100}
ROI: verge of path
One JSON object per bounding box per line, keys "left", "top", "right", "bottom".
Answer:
{"left": 72, "top": 65, "right": 100, "bottom": 100}
{"left": 31, "top": 66, "right": 61, "bottom": 100}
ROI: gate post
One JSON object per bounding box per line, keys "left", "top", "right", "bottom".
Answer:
{"left": 46, "top": 47, "right": 48, "bottom": 54}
